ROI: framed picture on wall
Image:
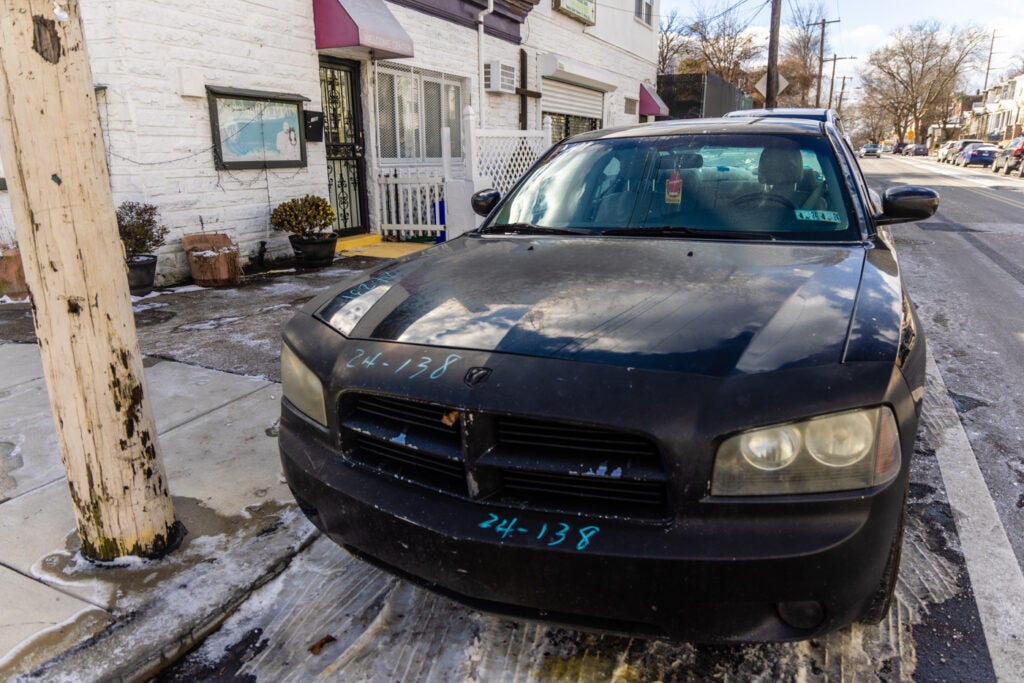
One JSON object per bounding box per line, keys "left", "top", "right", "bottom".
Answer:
{"left": 207, "top": 86, "right": 310, "bottom": 170}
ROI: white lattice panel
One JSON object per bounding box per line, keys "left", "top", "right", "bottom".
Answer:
{"left": 476, "top": 133, "right": 549, "bottom": 195}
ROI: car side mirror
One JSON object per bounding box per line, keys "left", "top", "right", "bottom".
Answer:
{"left": 875, "top": 185, "right": 939, "bottom": 225}
{"left": 471, "top": 189, "right": 501, "bottom": 217}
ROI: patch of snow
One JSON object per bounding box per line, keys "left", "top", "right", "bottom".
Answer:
{"left": 132, "top": 301, "right": 169, "bottom": 313}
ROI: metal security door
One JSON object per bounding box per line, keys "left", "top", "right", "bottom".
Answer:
{"left": 320, "top": 60, "right": 368, "bottom": 236}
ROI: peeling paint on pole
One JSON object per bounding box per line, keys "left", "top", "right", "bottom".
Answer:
{"left": 0, "top": 0, "right": 178, "bottom": 561}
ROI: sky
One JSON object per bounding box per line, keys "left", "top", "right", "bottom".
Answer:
{"left": 659, "top": 0, "right": 1024, "bottom": 100}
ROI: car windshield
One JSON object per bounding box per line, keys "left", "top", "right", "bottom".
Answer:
{"left": 488, "top": 133, "right": 858, "bottom": 241}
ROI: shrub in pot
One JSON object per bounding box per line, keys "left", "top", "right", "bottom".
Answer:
{"left": 271, "top": 195, "right": 337, "bottom": 267}
{"left": 117, "top": 201, "right": 168, "bottom": 296}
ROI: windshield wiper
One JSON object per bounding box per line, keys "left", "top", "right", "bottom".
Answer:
{"left": 601, "top": 226, "right": 775, "bottom": 240}
{"left": 478, "top": 223, "right": 592, "bottom": 236}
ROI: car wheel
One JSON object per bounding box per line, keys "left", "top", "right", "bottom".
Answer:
{"left": 993, "top": 161, "right": 1000, "bottom": 173}
{"left": 859, "top": 482, "right": 908, "bottom": 624}
{"left": 1005, "top": 164, "right": 1014, "bottom": 176}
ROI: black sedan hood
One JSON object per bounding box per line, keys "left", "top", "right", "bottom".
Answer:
{"left": 317, "top": 236, "right": 872, "bottom": 376}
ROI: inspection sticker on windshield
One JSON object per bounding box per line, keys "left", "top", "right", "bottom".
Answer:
{"left": 794, "top": 209, "right": 841, "bottom": 223}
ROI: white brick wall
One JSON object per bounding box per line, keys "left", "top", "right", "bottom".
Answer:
{"left": 81, "top": 0, "right": 328, "bottom": 285}
{"left": 0, "top": 0, "right": 658, "bottom": 283}
{"left": 385, "top": 0, "right": 657, "bottom": 133}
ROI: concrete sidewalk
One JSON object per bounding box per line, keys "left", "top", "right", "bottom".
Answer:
{"left": 0, "top": 341, "right": 316, "bottom": 681}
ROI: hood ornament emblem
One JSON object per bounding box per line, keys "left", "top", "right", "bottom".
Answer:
{"left": 464, "top": 367, "right": 493, "bottom": 387}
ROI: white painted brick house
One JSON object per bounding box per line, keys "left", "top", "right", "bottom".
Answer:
{"left": 0, "top": 0, "right": 662, "bottom": 285}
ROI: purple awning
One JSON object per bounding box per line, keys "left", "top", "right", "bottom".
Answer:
{"left": 639, "top": 82, "right": 669, "bottom": 117}
{"left": 313, "top": 0, "right": 414, "bottom": 60}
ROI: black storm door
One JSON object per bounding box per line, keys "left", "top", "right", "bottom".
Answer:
{"left": 320, "top": 59, "right": 368, "bottom": 236}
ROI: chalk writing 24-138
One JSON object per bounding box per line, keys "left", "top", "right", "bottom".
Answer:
{"left": 345, "top": 349, "right": 463, "bottom": 381}
{"left": 478, "top": 514, "right": 600, "bottom": 551}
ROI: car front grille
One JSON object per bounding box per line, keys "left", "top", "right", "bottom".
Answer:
{"left": 338, "top": 393, "right": 669, "bottom": 519}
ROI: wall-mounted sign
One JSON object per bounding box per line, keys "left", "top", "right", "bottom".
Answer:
{"left": 553, "top": 0, "right": 596, "bottom": 26}
{"left": 207, "top": 86, "right": 309, "bottom": 170}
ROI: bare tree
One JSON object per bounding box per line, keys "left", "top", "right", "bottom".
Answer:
{"left": 858, "top": 66, "right": 916, "bottom": 142}
{"left": 846, "top": 100, "right": 891, "bottom": 145}
{"left": 659, "top": 9, "right": 689, "bottom": 74}
{"left": 681, "top": 0, "right": 765, "bottom": 88}
{"left": 860, "top": 21, "right": 987, "bottom": 144}
{"left": 778, "top": 1, "right": 828, "bottom": 106}
{"left": 1003, "top": 52, "right": 1024, "bottom": 80}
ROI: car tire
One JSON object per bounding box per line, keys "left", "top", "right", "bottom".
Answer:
{"left": 859, "top": 481, "right": 908, "bottom": 624}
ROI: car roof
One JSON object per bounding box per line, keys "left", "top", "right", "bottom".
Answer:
{"left": 723, "top": 107, "right": 837, "bottom": 121}
{"left": 566, "top": 117, "right": 827, "bottom": 143}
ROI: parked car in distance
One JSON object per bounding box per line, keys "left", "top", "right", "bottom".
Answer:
{"left": 891, "top": 142, "right": 907, "bottom": 154}
{"left": 956, "top": 143, "right": 998, "bottom": 167}
{"left": 902, "top": 144, "right": 927, "bottom": 156}
{"left": 859, "top": 143, "right": 881, "bottom": 158}
{"left": 936, "top": 141, "right": 957, "bottom": 162}
{"left": 942, "top": 139, "right": 984, "bottom": 163}
{"left": 992, "top": 136, "right": 1024, "bottom": 174}
{"left": 280, "top": 117, "right": 939, "bottom": 643}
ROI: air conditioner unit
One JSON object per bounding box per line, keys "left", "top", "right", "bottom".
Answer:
{"left": 484, "top": 61, "right": 516, "bottom": 94}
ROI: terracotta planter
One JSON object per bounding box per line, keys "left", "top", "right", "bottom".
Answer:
{"left": 0, "top": 247, "right": 29, "bottom": 299}
{"left": 126, "top": 255, "right": 158, "bottom": 296}
{"left": 288, "top": 234, "right": 338, "bottom": 267}
{"left": 182, "top": 234, "right": 242, "bottom": 287}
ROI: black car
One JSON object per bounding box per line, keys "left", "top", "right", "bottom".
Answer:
{"left": 280, "top": 118, "right": 938, "bottom": 643}
{"left": 724, "top": 107, "right": 852, "bottom": 149}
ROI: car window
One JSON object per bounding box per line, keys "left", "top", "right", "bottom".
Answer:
{"left": 491, "top": 134, "right": 857, "bottom": 241}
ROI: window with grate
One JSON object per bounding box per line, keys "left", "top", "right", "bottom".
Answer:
{"left": 634, "top": 0, "right": 652, "bottom": 25}
{"left": 544, "top": 112, "right": 601, "bottom": 143}
{"left": 624, "top": 98, "right": 638, "bottom": 115}
{"left": 376, "top": 64, "right": 463, "bottom": 161}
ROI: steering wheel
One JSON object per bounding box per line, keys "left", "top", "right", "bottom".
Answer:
{"left": 733, "top": 193, "right": 797, "bottom": 210}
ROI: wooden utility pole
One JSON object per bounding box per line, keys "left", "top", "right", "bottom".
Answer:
{"left": 982, "top": 30, "right": 996, "bottom": 93}
{"left": 765, "top": 0, "right": 782, "bottom": 108}
{"left": 812, "top": 18, "right": 840, "bottom": 108}
{"left": 0, "top": 1, "right": 178, "bottom": 560}
{"left": 824, "top": 54, "right": 856, "bottom": 109}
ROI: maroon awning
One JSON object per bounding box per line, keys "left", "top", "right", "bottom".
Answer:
{"left": 639, "top": 82, "right": 669, "bottom": 117}
{"left": 313, "top": 0, "right": 414, "bottom": 60}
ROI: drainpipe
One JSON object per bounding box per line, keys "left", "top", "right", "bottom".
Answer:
{"left": 477, "top": 0, "right": 494, "bottom": 128}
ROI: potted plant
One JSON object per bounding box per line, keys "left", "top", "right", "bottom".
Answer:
{"left": 117, "top": 201, "right": 168, "bottom": 296}
{"left": 0, "top": 242, "right": 29, "bottom": 300}
{"left": 270, "top": 195, "right": 337, "bottom": 267}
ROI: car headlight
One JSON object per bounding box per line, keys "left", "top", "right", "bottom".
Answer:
{"left": 711, "top": 407, "right": 901, "bottom": 496}
{"left": 281, "top": 344, "right": 327, "bottom": 426}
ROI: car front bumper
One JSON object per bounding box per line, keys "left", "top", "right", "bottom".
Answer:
{"left": 279, "top": 313, "right": 923, "bottom": 642}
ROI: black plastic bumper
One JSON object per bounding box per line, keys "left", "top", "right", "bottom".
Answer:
{"left": 280, "top": 405, "right": 906, "bottom": 643}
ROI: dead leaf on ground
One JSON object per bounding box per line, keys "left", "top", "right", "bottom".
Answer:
{"left": 308, "top": 634, "right": 337, "bottom": 655}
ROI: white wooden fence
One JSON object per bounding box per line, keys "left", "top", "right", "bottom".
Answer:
{"left": 373, "top": 106, "right": 553, "bottom": 240}
{"left": 377, "top": 166, "right": 447, "bottom": 241}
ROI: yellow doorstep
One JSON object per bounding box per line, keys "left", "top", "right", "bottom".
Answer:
{"left": 336, "top": 234, "right": 433, "bottom": 259}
